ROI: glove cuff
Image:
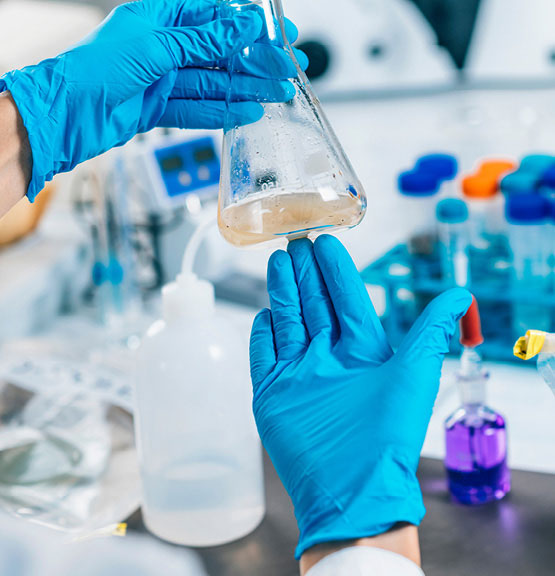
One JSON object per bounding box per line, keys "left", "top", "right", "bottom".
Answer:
{"left": 1, "top": 59, "right": 67, "bottom": 202}
{"left": 294, "top": 447, "right": 425, "bottom": 560}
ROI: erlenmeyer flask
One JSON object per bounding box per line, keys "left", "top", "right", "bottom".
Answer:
{"left": 218, "top": 0, "right": 367, "bottom": 247}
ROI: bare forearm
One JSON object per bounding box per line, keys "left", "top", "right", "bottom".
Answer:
{"left": 300, "top": 525, "right": 421, "bottom": 575}
{"left": 0, "top": 91, "right": 32, "bottom": 218}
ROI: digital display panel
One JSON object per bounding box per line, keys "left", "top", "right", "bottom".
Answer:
{"left": 193, "top": 146, "right": 216, "bottom": 164}
{"left": 160, "top": 155, "right": 184, "bottom": 172}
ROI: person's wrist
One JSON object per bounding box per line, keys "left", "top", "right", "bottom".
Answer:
{"left": 291, "top": 445, "right": 425, "bottom": 560}
{"left": 0, "top": 90, "right": 32, "bottom": 215}
{"left": 300, "top": 524, "right": 421, "bottom": 575}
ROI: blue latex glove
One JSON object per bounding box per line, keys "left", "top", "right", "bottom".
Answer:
{"left": 0, "top": 0, "right": 307, "bottom": 201}
{"left": 250, "top": 235, "right": 472, "bottom": 559}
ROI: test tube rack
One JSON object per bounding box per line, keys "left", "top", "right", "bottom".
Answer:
{"left": 361, "top": 243, "right": 555, "bottom": 363}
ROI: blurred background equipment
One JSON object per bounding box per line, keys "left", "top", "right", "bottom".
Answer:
{"left": 0, "top": 183, "right": 55, "bottom": 246}
{"left": 466, "top": 0, "right": 555, "bottom": 83}
{"left": 285, "top": 0, "right": 456, "bottom": 98}
{"left": 362, "top": 152, "right": 555, "bottom": 362}
{"left": 0, "top": 0, "right": 103, "bottom": 72}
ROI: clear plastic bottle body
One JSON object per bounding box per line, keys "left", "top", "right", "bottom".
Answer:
{"left": 218, "top": 0, "right": 366, "bottom": 247}
{"left": 538, "top": 352, "right": 555, "bottom": 396}
{"left": 134, "top": 314, "right": 265, "bottom": 546}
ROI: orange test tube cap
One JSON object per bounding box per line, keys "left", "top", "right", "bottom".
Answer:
{"left": 462, "top": 175, "right": 498, "bottom": 199}
{"left": 478, "top": 159, "right": 517, "bottom": 178}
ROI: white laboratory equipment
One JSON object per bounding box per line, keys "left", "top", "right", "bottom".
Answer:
{"left": 285, "top": 0, "right": 456, "bottom": 98}
{"left": 466, "top": 0, "right": 555, "bottom": 83}
{"left": 134, "top": 230, "right": 265, "bottom": 546}
{"left": 0, "top": 1, "right": 103, "bottom": 74}
{"left": 122, "top": 131, "right": 236, "bottom": 285}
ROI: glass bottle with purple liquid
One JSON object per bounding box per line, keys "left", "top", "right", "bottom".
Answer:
{"left": 444, "top": 297, "right": 511, "bottom": 505}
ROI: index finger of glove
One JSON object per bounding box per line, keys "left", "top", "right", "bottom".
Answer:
{"left": 143, "top": 0, "right": 217, "bottom": 26}
{"left": 250, "top": 309, "right": 277, "bottom": 395}
{"left": 267, "top": 250, "right": 309, "bottom": 361}
{"left": 151, "top": 12, "right": 263, "bottom": 75}
{"left": 287, "top": 238, "right": 339, "bottom": 342}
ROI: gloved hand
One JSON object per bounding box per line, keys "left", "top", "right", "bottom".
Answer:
{"left": 0, "top": 0, "right": 307, "bottom": 201}
{"left": 250, "top": 235, "right": 472, "bottom": 559}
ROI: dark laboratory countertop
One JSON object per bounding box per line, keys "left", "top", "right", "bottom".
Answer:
{"left": 128, "top": 453, "right": 555, "bottom": 576}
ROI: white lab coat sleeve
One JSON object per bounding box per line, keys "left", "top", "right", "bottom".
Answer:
{"left": 305, "top": 547, "right": 425, "bottom": 576}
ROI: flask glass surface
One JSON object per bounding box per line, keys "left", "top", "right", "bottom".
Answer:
{"left": 218, "top": 0, "right": 366, "bottom": 247}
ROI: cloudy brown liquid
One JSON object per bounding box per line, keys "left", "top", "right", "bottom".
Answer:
{"left": 218, "top": 191, "right": 365, "bottom": 247}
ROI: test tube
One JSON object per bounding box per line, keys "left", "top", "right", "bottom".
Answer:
{"left": 436, "top": 198, "right": 470, "bottom": 287}
{"left": 506, "top": 194, "right": 551, "bottom": 337}
{"left": 461, "top": 174, "right": 504, "bottom": 252}
{"left": 398, "top": 170, "right": 440, "bottom": 256}
{"left": 416, "top": 153, "right": 458, "bottom": 197}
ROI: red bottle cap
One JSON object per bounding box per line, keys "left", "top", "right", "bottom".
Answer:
{"left": 460, "top": 296, "right": 484, "bottom": 347}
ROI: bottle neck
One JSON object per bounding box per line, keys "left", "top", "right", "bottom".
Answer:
{"left": 457, "top": 347, "right": 488, "bottom": 407}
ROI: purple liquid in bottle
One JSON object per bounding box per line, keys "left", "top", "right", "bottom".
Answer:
{"left": 445, "top": 406, "right": 511, "bottom": 505}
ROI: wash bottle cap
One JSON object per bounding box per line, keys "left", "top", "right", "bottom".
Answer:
{"left": 398, "top": 170, "right": 439, "bottom": 196}
{"left": 416, "top": 154, "right": 458, "bottom": 181}
{"left": 478, "top": 159, "right": 517, "bottom": 179}
{"left": 519, "top": 154, "right": 555, "bottom": 175}
{"left": 499, "top": 171, "right": 538, "bottom": 195}
{"left": 460, "top": 296, "right": 484, "bottom": 348}
{"left": 436, "top": 198, "right": 468, "bottom": 224}
{"left": 506, "top": 193, "right": 549, "bottom": 223}
{"left": 162, "top": 272, "right": 215, "bottom": 320}
{"left": 461, "top": 174, "right": 498, "bottom": 199}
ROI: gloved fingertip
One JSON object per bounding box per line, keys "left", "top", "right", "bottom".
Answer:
{"left": 434, "top": 288, "right": 474, "bottom": 320}
{"left": 287, "top": 237, "right": 313, "bottom": 256}
{"left": 283, "top": 17, "right": 299, "bottom": 44}
{"left": 283, "top": 80, "right": 296, "bottom": 101}
{"left": 227, "top": 101, "right": 264, "bottom": 127}
{"left": 234, "top": 10, "right": 264, "bottom": 41}
{"left": 314, "top": 234, "right": 344, "bottom": 259}
{"left": 293, "top": 48, "right": 309, "bottom": 72}
{"left": 268, "top": 249, "right": 290, "bottom": 272}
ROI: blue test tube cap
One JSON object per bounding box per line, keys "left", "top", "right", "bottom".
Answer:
{"left": 436, "top": 198, "right": 469, "bottom": 224}
{"left": 398, "top": 170, "right": 440, "bottom": 196}
{"left": 506, "top": 193, "right": 550, "bottom": 223}
{"left": 416, "top": 153, "right": 458, "bottom": 181}
{"left": 519, "top": 154, "right": 555, "bottom": 175}
{"left": 499, "top": 171, "right": 538, "bottom": 195}
{"left": 540, "top": 165, "right": 555, "bottom": 189}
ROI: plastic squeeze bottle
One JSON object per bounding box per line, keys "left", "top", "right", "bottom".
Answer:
{"left": 134, "top": 249, "right": 265, "bottom": 545}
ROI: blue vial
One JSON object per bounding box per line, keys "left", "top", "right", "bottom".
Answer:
{"left": 506, "top": 194, "right": 551, "bottom": 337}
{"left": 398, "top": 170, "right": 440, "bottom": 257}
{"left": 436, "top": 198, "right": 470, "bottom": 287}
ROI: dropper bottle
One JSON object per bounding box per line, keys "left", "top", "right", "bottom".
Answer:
{"left": 444, "top": 297, "right": 511, "bottom": 505}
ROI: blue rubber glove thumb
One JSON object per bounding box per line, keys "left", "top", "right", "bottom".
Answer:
{"left": 250, "top": 236, "right": 472, "bottom": 559}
